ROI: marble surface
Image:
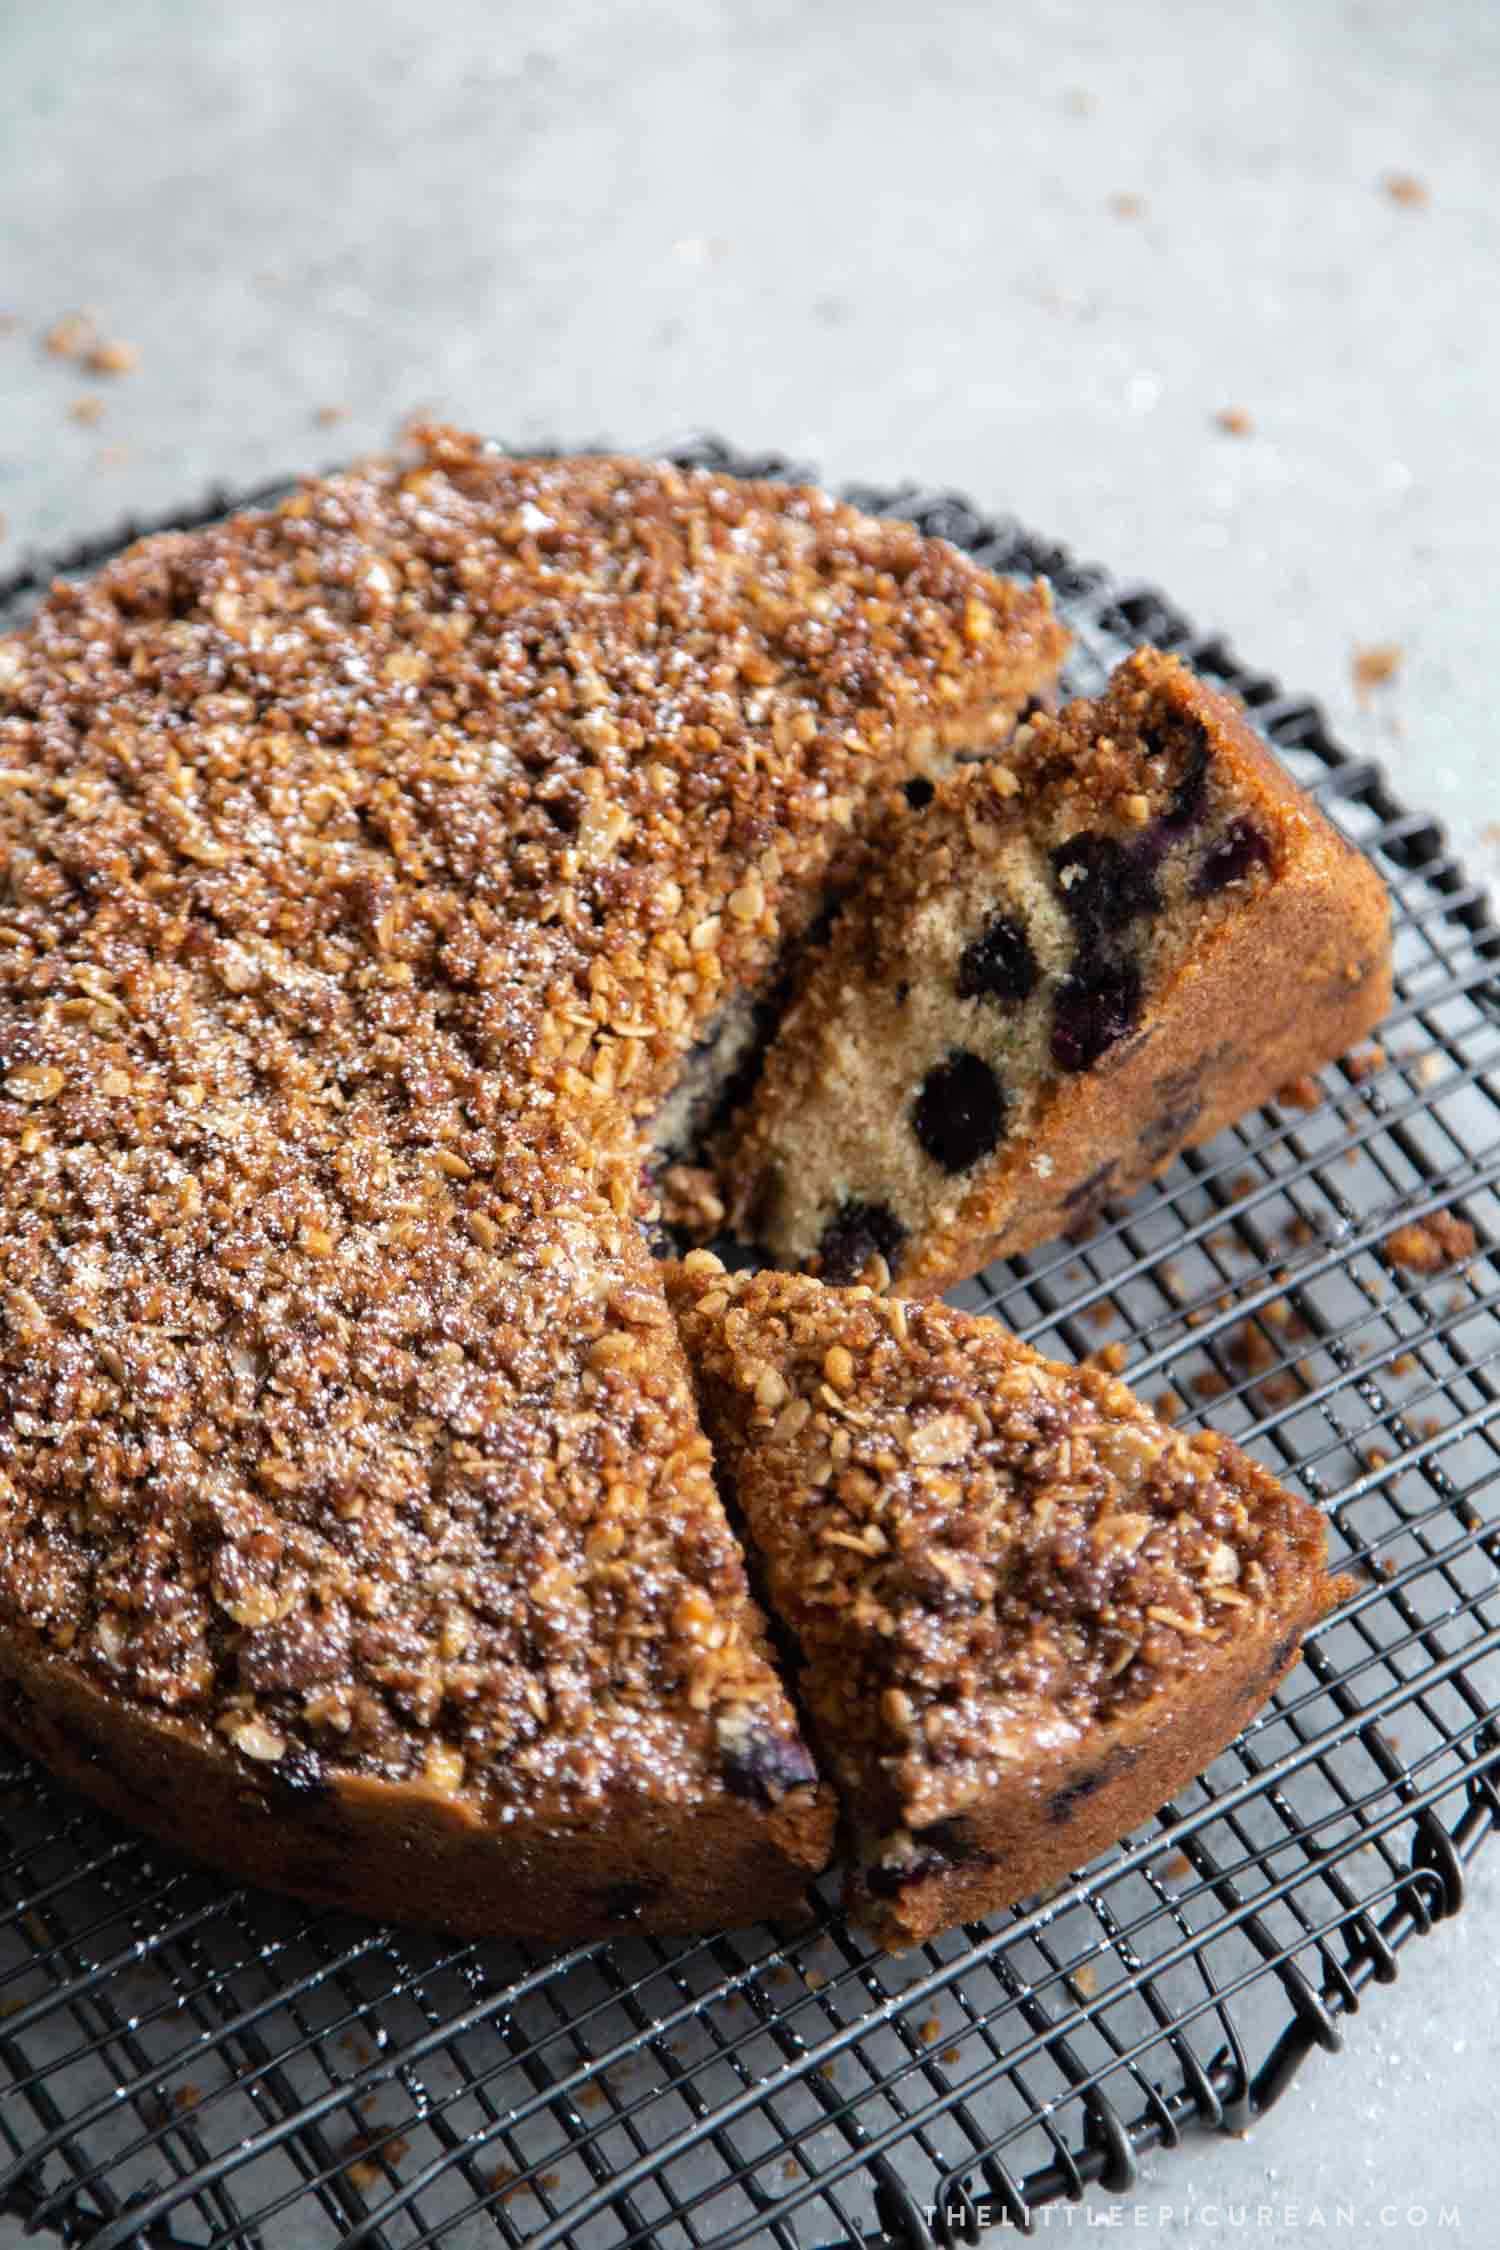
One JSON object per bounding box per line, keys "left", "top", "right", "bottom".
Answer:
{"left": 1, "top": 2, "right": 1497, "bottom": 2243}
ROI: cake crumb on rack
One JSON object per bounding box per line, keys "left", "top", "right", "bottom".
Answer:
{"left": 1384, "top": 1213, "right": 1477, "bottom": 1274}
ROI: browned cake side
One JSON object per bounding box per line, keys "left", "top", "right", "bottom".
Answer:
{"left": 720, "top": 648, "right": 1391, "bottom": 1294}
{"left": 668, "top": 1257, "right": 1339, "bottom": 1950}
{"left": 0, "top": 1146, "right": 834, "bottom": 1940}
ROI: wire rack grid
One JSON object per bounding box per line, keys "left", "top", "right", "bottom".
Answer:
{"left": 0, "top": 441, "right": 1498, "bottom": 2250}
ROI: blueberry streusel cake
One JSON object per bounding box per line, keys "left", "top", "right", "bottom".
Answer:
{"left": 720, "top": 648, "right": 1391, "bottom": 1294}
{"left": 0, "top": 437, "right": 1374, "bottom": 1947}
{"left": 668, "top": 1255, "right": 1339, "bottom": 1949}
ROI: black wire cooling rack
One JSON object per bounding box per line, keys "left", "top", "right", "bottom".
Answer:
{"left": 1, "top": 441, "right": 1498, "bottom": 2250}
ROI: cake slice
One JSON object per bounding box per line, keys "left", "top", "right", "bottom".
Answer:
{"left": 668, "top": 1256, "right": 1339, "bottom": 1949}
{"left": 720, "top": 648, "right": 1391, "bottom": 1294}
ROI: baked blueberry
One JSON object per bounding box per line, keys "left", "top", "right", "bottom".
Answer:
{"left": 913, "top": 1814, "right": 990, "bottom": 1865}
{"left": 903, "top": 776, "right": 936, "bottom": 809}
{"left": 1051, "top": 959, "right": 1142, "bottom": 1071}
{"left": 719, "top": 1725, "right": 820, "bottom": 1808}
{"left": 274, "top": 1746, "right": 331, "bottom": 1803}
{"left": 1163, "top": 737, "right": 1210, "bottom": 832}
{"left": 912, "top": 1050, "right": 1007, "bottom": 1173}
{"left": 1062, "top": 1157, "right": 1118, "bottom": 1209}
{"left": 1138, "top": 1094, "right": 1204, "bottom": 1158}
{"left": 1052, "top": 834, "right": 1159, "bottom": 943}
{"left": 957, "top": 913, "right": 1039, "bottom": 1006}
{"left": 1195, "top": 818, "right": 1271, "bottom": 895}
{"left": 594, "top": 1879, "right": 662, "bottom": 1921}
{"left": 818, "top": 1199, "right": 908, "bottom": 1285}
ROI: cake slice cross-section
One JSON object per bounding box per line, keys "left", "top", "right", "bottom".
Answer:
{"left": 720, "top": 648, "right": 1391, "bottom": 1294}
{"left": 668, "top": 1257, "right": 1340, "bottom": 1949}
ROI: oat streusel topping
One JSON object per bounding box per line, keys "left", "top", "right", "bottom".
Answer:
{"left": 668, "top": 1258, "right": 1327, "bottom": 1836}
{"left": 0, "top": 430, "right": 1063, "bottom": 1147}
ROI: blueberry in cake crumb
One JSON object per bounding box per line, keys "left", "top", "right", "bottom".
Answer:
{"left": 1195, "top": 817, "right": 1272, "bottom": 895}
{"left": 1052, "top": 832, "right": 1160, "bottom": 940}
{"left": 912, "top": 1050, "right": 1007, "bottom": 1172}
{"left": 1051, "top": 958, "right": 1142, "bottom": 1071}
{"left": 817, "top": 1199, "right": 908, "bottom": 1285}
{"left": 956, "top": 912, "right": 1039, "bottom": 1005}
{"left": 1161, "top": 734, "right": 1211, "bottom": 832}
{"left": 903, "top": 776, "right": 936, "bottom": 809}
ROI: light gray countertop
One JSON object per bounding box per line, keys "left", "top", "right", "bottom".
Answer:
{"left": 2, "top": 2, "right": 1497, "bottom": 2243}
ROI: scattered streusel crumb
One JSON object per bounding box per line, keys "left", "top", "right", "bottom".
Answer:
{"left": 315, "top": 402, "right": 350, "bottom": 426}
{"left": 1071, "top": 1961, "right": 1099, "bottom": 1997}
{"left": 1383, "top": 172, "right": 1429, "bottom": 208}
{"left": 919, "top": 2015, "right": 942, "bottom": 2041}
{"left": 44, "top": 311, "right": 95, "bottom": 358}
{"left": 1384, "top": 1213, "right": 1477, "bottom": 1274}
{"left": 1215, "top": 406, "right": 1254, "bottom": 437}
{"left": 1227, "top": 1321, "right": 1276, "bottom": 1374}
{"left": 1108, "top": 191, "right": 1146, "bottom": 219}
{"left": 659, "top": 1163, "right": 726, "bottom": 1238}
{"left": 1352, "top": 643, "right": 1403, "bottom": 702}
{"left": 1346, "top": 1045, "right": 1386, "bottom": 1082}
{"left": 1089, "top": 1340, "right": 1127, "bottom": 1374}
{"left": 84, "top": 337, "right": 139, "bottom": 377}
{"left": 1276, "top": 1075, "right": 1323, "bottom": 1111}
{"left": 68, "top": 394, "right": 104, "bottom": 425}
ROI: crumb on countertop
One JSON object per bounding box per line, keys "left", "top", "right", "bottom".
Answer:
{"left": 44, "top": 311, "right": 96, "bottom": 358}
{"left": 1352, "top": 643, "right": 1403, "bottom": 701}
{"left": 85, "top": 337, "right": 139, "bottom": 377}
{"left": 1215, "top": 406, "right": 1254, "bottom": 437}
{"left": 1383, "top": 172, "right": 1429, "bottom": 207}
